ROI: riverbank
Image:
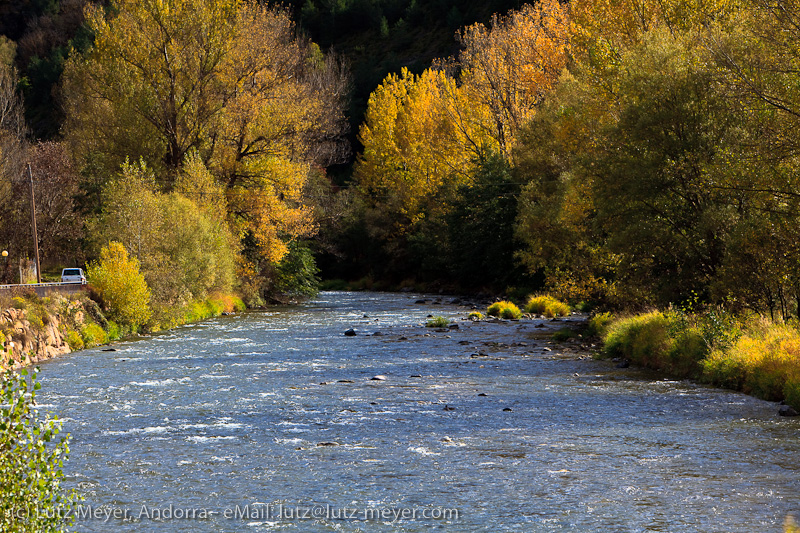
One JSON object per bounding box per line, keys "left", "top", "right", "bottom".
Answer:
{"left": 595, "top": 310, "right": 800, "bottom": 414}
{"left": 0, "top": 290, "right": 244, "bottom": 371}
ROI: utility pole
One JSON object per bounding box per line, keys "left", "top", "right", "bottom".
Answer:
{"left": 28, "top": 163, "right": 41, "bottom": 284}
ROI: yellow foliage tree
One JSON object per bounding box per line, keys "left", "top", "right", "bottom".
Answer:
{"left": 355, "top": 68, "right": 475, "bottom": 230}
{"left": 86, "top": 241, "right": 152, "bottom": 328}
{"left": 354, "top": 1, "right": 571, "bottom": 241}
{"left": 454, "top": 0, "right": 571, "bottom": 157}
{"left": 62, "top": 0, "right": 348, "bottom": 266}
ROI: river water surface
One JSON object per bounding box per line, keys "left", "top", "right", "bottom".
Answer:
{"left": 37, "top": 292, "right": 800, "bottom": 532}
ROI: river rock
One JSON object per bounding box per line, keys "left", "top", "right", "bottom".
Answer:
{"left": 448, "top": 323, "right": 459, "bottom": 330}
{"left": 415, "top": 299, "right": 428, "bottom": 304}
{"left": 317, "top": 442, "right": 340, "bottom": 447}
{"left": 371, "top": 375, "right": 387, "bottom": 381}
{"left": 344, "top": 328, "right": 357, "bottom": 336}
{"left": 779, "top": 405, "right": 799, "bottom": 417}
{"left": 616, "top": 359, "right": 630, "bottom": 368}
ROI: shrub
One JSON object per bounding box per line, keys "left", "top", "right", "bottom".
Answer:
{"left": 106, "top": 321, "right": 122, "bottom": 341}
{"left": 702, "top": 322, "right": 800, "bottom": 405}
{"left": 587, "top": 311, "right": 614, "bottom": 337}
{"left": 87, "top": 241, "right": 152, "bottom": 328}
{"left": 320, "top": 279, "right": 349, "bottom": 291}
{"left": 0, "top": 365, "right": 79, "bottom": 530}
{"left": 525, "top": 295, "right": 570, "bottom": 318}
{"left": 468, "top": 311, "right": 483, "bottom": 320}
{"left": 487, "top": 301, "right": 522, "bottom": 320}
{"left": 426, "top": 316, "right": 450, "bottom": 328}
{"left": 66, "top": 330, "right": 84, "bottom": 351}
{"left": 553, "top": 327, "right": 580, "bottom": 342}
{"left": 81, "top": 323, "right": 108, "bottom": 348}
{"left": 602, "top": 311, "right": 707, "bottom": 376}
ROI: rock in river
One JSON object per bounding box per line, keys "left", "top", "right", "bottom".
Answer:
{"left": 344, "top": 328, "right": 357, "bottom": 336}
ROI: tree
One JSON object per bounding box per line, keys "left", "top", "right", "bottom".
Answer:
{"left": 89, "top": 159, "right": 238, "bottom": 312}
{"left": 0, "top": 44, "right": 32, "bottom": 274}
{"left": 86, "top": 241, "right": 152, "bottom": 328}
{"left": 355, "top": 67, "right": 474, "bottom": 231}
{"left": 453, "top": 0, "right": 570, "bottom": 157}
{"left": 0, "top": 363, "right": 78, "bottom": 532}
{"left": 26, "top": 142, "right": 84, "bottom": 265}
{"left": 447, "top": 152, "right": 525, "bottom": 289}
{"left": 515, "top": 27, "right": 744, "bottom": 305}
{"left": 62, "top": 0, "right": 350, "bottom": 267}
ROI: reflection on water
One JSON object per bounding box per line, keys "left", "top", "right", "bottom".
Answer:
{"left": 37, "top": 292, "right": 800, "bottom": 532}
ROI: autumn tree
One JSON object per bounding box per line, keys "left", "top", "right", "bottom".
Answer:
{"left": 515, "top": 26, "right": 748, "bottom": 305}
{"left": 355, "top": 67, "right": 475, "bottom": 232}
{"left": 349, "top": 2, "right": 571, "bottom": 284}
{"left": 87, "top": 241, "right": 152, "bottom": 329}
{"left": 89, "top": 159, "right": 238, "bottom": 314}
{"left": 0, "top": 41, "right": 32, "bottom": 277}
{"left": 62, "top": 0, "right": 349, "bottom": 279}
{"left": 451, "top": 0, "right": 570, "bottom": 158}
{"left": 26, "top": 142, "right": 83, "bottom": 264}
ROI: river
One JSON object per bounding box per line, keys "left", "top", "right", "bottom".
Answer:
{"left": 37, "top": 291, "right": 800, "bottom": 532}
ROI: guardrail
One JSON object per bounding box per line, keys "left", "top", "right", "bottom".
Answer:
{"left": 0, "top": 282, "right": 87, "bottom": 297}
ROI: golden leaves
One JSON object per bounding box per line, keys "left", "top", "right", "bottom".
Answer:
{"left": 65, "top": 0, "right": 349, "bottom": 270}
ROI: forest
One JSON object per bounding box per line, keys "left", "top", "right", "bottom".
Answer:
{"left": 2, "top": 0, "right": 800, "bottom": 326}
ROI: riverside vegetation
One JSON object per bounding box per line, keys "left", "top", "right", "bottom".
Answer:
{"left": 5, "top": 0, "right": 800, "bottom": 528}
{"left": 478, "top": 293, "right": 800, "bottom": 412}
{"left": 596, "top": 308, "right": 800, "bottom": 413}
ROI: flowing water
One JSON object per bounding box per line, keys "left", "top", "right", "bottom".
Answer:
{"left": 36, "top": 292, "right": 800, "bottom": 532}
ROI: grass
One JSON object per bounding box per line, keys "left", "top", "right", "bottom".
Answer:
{"left": 602, "top": 310, "right": 707, "bottom": 377}
{"left": 702, "top": 321, "right": 800, "bottom": 405}
{"left": 600, "top": 309, "right": 800, "bottom": 410}
{"left": 487, "top": 301, "right": 522, "bottom": 320}
{"left": 426, "top": 316, "right": 450, "bottom": 328}
{"left": 586, "top": 311, "right": 614, "bottom": 337}
{"left": 154, "top": 292, "right": 246, "bottom": 330}
{"left": 525, "top": 295, "right": 570, "bottom": 318}
{"left": 319, "top": 279, "right": 349, "bottom": 291}
{"left": 553, "top": 327, "right": 580, "bottom": 342}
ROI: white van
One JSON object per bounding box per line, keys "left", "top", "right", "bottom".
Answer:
{"left": 61, "top": 268, "right": 87, "bottom": 284}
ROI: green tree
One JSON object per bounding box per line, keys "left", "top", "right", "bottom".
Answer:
{"left": 448, "top": 152, "right": 525, "bottom": 289}
{"left": 86, "top": 241, "right": 152, "bottom": 328}
{"left": 516, "top": 27, "right": 742, "bottom": 305}
{"left": 89, "top": 159, "right": 238, "bottom": 311}
{"left": 0, "top": 363, "right": 78, "bottom": 532}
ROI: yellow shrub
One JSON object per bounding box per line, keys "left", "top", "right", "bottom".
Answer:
{"left": 87, "top": 242, "right": 152, "bottom": 329}
{"left": 81, "top": 323, "right": 108, "bottom": 348}
{"left": 703, "top": 322, "right": 800, "bottom": 405}
{"left": 525, "top": 295, "right": 570, "bottom": 318}
{"left": 487, "top": 301, "right": 522, "bottom": 320}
